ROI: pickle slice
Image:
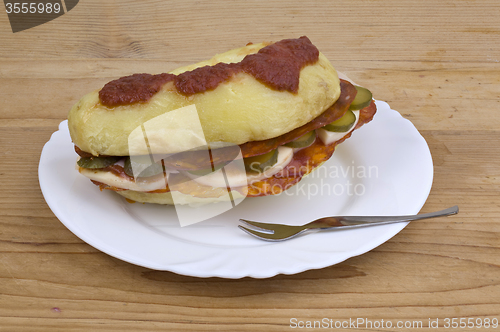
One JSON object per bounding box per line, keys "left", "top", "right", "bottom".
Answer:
{"left": 323, "top": 110, "right": 356, "bottom": 132}
{"left": 244, "top": 149, "right": 278, "bottom": 173}
{"left": 284, "top": 131, "right": 316, "bottom": 148}
{"left": 349, "top": 86, "right": 372, "bottom": 111}
{"left": 124, "top": 156, "right": 164, "bottom": 178}
{"left": 77, "top": 156, "right": 121, "bottom": 169}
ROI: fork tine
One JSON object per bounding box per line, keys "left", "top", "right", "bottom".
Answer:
{"left": 239, "top": 219, "right": 311, "bottom": 241}
{"left": 237, "top": 225, "right": 281, "bottom": 241}
{"left": 238, "top": 225, "right": 309, "bottom": 241}
{"left": 238, "top": 219, "right": 277, "bottom": 234}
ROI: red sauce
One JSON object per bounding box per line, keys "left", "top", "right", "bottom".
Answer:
{"left": 241, "top": 36, "right": 319, "bottom": 92}
{"left": 99, "top": 36, "right": 319, "bottom": 107}
{"left": 99, "top": 73, "right": 175, "bottom": 107}
{"left": 175, "top": 62, "right": 241, "bottom": 95}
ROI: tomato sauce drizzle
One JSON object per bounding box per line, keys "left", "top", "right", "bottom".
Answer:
{"left": 99, "top": 36, "right": 319, "bottom": 106}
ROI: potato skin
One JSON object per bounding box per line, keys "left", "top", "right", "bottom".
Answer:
{"left": 68, "top": 42, "right": 340, "bottom": 156}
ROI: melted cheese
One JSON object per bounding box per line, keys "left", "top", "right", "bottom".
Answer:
{"left": 78, "top": 167, "right": 168, "bottom": 192}
{"left": 183, "top": 146, "right": 294, "bottom": 188}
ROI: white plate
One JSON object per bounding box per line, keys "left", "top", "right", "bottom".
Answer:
{"left": 39, "top": 100, "right": 433, "bottom": 278}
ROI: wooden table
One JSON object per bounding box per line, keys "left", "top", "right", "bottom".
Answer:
{"left": 1, "top": 0, "right": 499, "bottom": 330}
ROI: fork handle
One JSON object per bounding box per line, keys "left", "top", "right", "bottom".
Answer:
{"left": 314, "top": 206, "right": 459, "bottom": 228}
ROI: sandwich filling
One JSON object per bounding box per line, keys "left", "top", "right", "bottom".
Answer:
{"left": 77, "top": 81, "right": 376, "bottom": 199}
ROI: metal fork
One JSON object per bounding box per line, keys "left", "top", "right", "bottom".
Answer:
{"left": 238, "top": 206, "right": 459, "bottom": 241}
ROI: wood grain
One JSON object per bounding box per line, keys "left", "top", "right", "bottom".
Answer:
{"left": 0, "top": 0, "right": 499, "bottom": 331}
